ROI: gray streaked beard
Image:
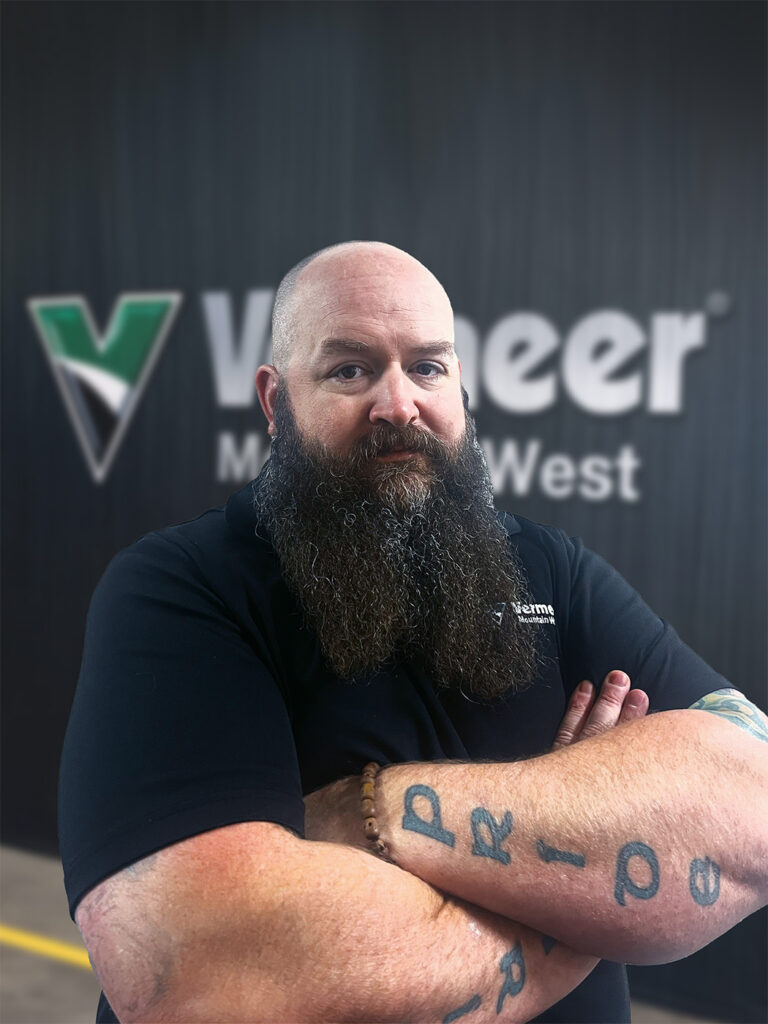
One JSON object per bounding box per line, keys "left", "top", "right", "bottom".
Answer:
{"left": 252, "top": 384, "right": 539, "bottom": 702}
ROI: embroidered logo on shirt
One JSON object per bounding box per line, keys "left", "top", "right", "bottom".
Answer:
{"left": 512, "top": 601, "right": 556, "bottom": 625}
{"left": 491, "top": 602, "right": 507, "bottom": 625}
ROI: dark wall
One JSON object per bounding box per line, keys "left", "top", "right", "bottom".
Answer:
{"left": 3, "top": 2, "right": 765, "bottom": 1019}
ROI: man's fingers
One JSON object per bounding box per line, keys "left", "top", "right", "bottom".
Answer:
{"left": 551, "top": 680, "right": 594, "bottom": 749}
{"left": 578, "top": 670, "right": 631, "bottom": 739}
{"left": 618, "top": 688, "right": 650, "bottom": 723}
{"left": 552, "top": 672, "right": 649, "bottom": 750}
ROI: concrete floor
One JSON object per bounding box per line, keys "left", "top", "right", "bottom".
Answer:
{"left": 0, "top": 844, "right": 731, "bottom": 1024}
{"left": 1, "top": 845, "right": 102, "bottom": 1023}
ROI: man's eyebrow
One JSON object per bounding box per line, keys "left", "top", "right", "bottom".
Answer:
{"left": 317, "top": 338, "right": 455, "bottom": 358}
{"left": 318, "top": 338, "right": 370, "bottom": 356}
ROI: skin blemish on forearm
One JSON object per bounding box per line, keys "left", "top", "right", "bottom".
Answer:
{"left": 470, "top": 808, "right": 514, "bottom": 864}
{"left": 614, "top": 841, "right": 660, "bottom": 906}
{"left": 689, "top": 856, "right": 721, "bottom": 906}
{"left": 402, "top": 784, "right": 456, "bottom": 847}
{"left": 535, "top": 839, "right": 586, "bottom": 868}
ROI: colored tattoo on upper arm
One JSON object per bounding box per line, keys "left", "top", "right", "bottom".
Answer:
{"left": 688, "top": 689, "right": 768, "bottom": 743}
{"left": 125, "top": 852, "right": 160, "bottom": 878}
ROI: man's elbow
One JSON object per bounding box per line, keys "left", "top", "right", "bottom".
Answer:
{"left": 571, "top": 885, "right": 766, "bottom": 968}
{"left": 113, "top": 972, "right": 296, "bottom": 1024}
{"left": 75, "top": 823, "right": 312, "bottom": 1023}
{"left": 88, "top": 932, "right": 303, "bottom": 1024}
{"left": 564, "top": 917, "right": 688, "bottom": 968}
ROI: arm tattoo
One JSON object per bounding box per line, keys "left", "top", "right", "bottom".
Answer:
{"left": 496, "top": 943, "right": 526, "bottom": 1013}
{"left": 688, "top": 688, "right": 768, "bottom": 744}
{"left": 402, "top": 784, "right": 456, "bottom": 847}
{"left": 536, "top": 839, "right": 586, "bottom": 868}
{"left": 471, "top": 808, "right": 513, "bottom": 864}
{"left": 614, "top": 841, "right": 660, "bottom": 906}
{"left": 689, "top": 856, "right": 721, "bottom": 906}
{"left": 125, "top": 852, "right": 160, "bottom": 878}
{"left": 541, "top": 934, "right": 557, "bottom": 955}
{"left": 442, "top": 994, "right": 482, "bottom": 1023}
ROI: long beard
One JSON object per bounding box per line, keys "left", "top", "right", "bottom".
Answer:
{"left": 253, "top": 386, "right": 539, "bottom": 701}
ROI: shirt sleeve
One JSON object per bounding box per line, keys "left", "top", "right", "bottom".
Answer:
{"left": 557, "top": 534, "right": 731, "bottom": 711}
{"left": 58, "top": 532, "right": 305, "bottom": 920}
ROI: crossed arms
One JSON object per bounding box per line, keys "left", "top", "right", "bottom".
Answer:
{"left": 75, "top": 679, "right": 768, "bottom": 1023}
{"left": 307, "top": 689, "right": 768, "bottom": 965}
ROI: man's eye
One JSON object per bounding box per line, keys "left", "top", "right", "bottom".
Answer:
{"left": 334, "top": 365, "right": 364, "bottom": 380}
{"left": 412, "top": 362, "right": 444, "bottom": 377}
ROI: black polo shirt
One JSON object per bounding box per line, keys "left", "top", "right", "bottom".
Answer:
{"left": 59, "top": 480, "right": 729, "bottom": 1023}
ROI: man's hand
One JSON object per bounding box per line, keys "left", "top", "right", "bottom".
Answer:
{"left": 304, "top": 774, "right": 364, "bottom": 847}
{"left": 551, "top": 670, "right": 649, "bottom": 750}
{"left": 304, "top": 671, "right": 649, "bottom": 846}
{"left": 372, "top": 701, "right": 768, "bottom": 964}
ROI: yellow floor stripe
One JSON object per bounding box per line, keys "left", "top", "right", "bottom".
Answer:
{"left": 0, "top": 923, "right": 92, "bottom": 971}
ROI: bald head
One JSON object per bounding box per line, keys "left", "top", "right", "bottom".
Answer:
{"left": 271, "top": 241, "right": 453, "bottom": 370}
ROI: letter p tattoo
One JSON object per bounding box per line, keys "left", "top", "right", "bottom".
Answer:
{"left": 402, "top": 784, "right": 456, "bottom": 847}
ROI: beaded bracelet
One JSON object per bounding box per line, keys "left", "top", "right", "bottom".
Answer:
{"left": 361, "top": 762, "right": 389, "bottom": 859}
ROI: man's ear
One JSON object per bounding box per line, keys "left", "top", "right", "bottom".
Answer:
{"left": 255, "top": 365, "right": 280, "bottom": 436}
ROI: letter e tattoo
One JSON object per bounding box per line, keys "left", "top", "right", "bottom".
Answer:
{"left": 402, "top": 784, "right": 456, "bottom": 847}
{"left": 471, "top": 808, "right": 513, "bottom": 864}
{"left": 614, "top": 842, "right": 660, "bottom": 906}
{"left": 689, "top": 857, "right": 720, "bottom": 906}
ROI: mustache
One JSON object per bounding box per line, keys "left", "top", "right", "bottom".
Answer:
{"left": 346, "top": 423, "right": 455, "bottom": 463}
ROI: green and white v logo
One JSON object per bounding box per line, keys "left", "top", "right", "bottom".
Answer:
{"left": 28, "top": 293, "right": 182, "bottom": 483}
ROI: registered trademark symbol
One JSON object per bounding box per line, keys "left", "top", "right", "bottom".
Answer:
{"left": 705, "top": 291, "right": 732, "bottom": 318}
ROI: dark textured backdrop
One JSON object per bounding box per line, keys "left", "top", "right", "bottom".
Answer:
{"left": 3, "top": 2, "right": 766, "bottom": 1019}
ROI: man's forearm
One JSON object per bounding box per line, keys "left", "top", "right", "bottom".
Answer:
{"left": 81, "top": 822, "right": 597, "bottom": 1023}
{"left": 373, "top": 711, "right": 768, "bottom": 965}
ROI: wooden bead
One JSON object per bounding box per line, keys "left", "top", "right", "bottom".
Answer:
{"left": 363, "top": 817, "right": 380, "bottom": 839}
{"left": 360, "top": 763, "right": 388, "bottom": 856}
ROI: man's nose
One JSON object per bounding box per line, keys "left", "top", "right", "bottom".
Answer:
{"left": 368, "top": 368, "right": 419, "bottom": 427}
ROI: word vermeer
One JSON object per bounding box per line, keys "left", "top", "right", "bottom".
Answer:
{"left": 29, "top": 290, "right": 717, "bottom": 496}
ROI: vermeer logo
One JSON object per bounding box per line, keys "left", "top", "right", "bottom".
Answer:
{"left": 513, "top": 601, "right": 556, "bottom": 625}
{"left": 28, "top": 294, "right": 182, "bottom": 483}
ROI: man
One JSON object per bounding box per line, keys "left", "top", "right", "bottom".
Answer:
{"left": 59, "top": 241, "right": 768, "bottom": 1024}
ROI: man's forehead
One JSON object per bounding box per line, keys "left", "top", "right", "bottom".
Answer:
{"left": 295, "top": 249, "right": 450, "bottom": 315}
{"left": 276, "top": 244, "right": 455, "bottom": 367}
{"left": 316, "top": 336, "right": 455, "bottom": 359}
